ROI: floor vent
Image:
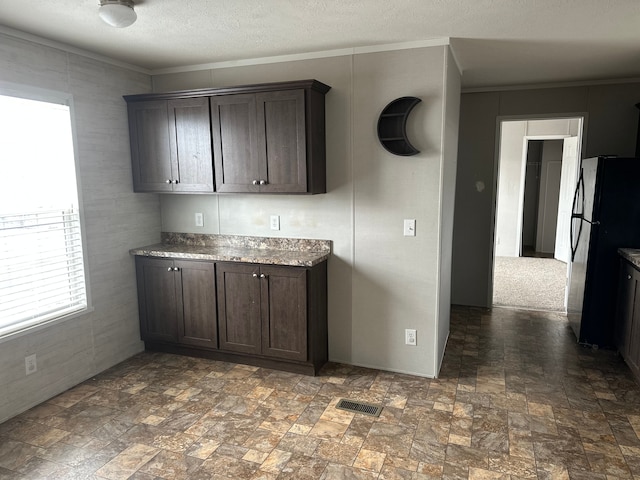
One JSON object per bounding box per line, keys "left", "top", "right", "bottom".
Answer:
{"left": 335, "top": 398, "right": 383, "bottom": 417}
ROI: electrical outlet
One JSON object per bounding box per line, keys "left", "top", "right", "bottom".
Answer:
{"left": 270, "top": 215, "right": 280, "bottom": 231}
{"left": 405, "top": 329, "right": 417, "bottom": 346}
{"left": 25, "top": 354, "right": 37, "bottom": 375}
{"left": 403, "top": 219, "right": 416, "bottom": 236}
{"left": 194, "top": 212, "right": 204, "bottom": 227}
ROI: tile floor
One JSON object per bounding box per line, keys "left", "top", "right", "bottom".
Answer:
{"left": 1, "top": 306, "right": 640, "bottom": 479}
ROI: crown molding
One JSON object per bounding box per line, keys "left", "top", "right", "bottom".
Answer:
{"left": 0, "top": 25, "right": 151, "bottom": 74}
{"left": 150, "top": 38, "right": 451, "bottom": 75}
{"left": 462, "top": 76, "right": 640, "bottom": 93}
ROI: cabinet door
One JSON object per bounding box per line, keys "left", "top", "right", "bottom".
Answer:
{"left": 176, "top": 260, "right": 217, "bottom": 348}
{"left": 211, "top": 94, "right": 260, "bottom": 193}
{"left": 128, "top": 101, "right": 173, "bottom": 192}
{"left": 136, "top": 257, "right": 179, "bottom": 343}
{"left": 216, "top": 262, "right": 261, "bottom": 354}
{"left": 260, "top": 265, "right": 307, "bottom": 361}
{"left": 627, "top": 267, "right": 640, "bottom": 372}
{"left": 168, "top": 98, "right": 214, "bottom": 193}
{"left": 616, "top": 261, "right": 637, "bottom": 357}
{"left": 256, "top": 90, "right": 307, "bottom": 193}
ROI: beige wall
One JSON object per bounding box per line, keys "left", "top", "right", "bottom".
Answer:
{"left": 0, "top": 38, "right": 459, "bottom": 425}
{"left": 453, "top": 82, "right": 640, "bottom": 307}
{"left": 153, "top": 45, "right": 458, "bottom": 377}
{"left": 0, "top": 33, "right": 159, "bottom": 422}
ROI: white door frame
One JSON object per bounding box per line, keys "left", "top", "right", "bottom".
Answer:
{"left": 491, "top": 114, "right": 587, "bottom": 308}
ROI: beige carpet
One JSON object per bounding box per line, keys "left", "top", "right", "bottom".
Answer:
{"left": 493, "top": 256, "right": 567, "bottom": 312}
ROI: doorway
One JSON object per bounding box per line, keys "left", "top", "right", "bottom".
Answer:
{"left": 492, "top": 117, "right": 583, "bottom": 312}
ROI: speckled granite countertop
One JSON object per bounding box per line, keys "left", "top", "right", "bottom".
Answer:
{"left": 130, "top": 233, "right": 331, "bottom": 267}
{"left": 619, "top": 248, "right": 640, "bottom": 270}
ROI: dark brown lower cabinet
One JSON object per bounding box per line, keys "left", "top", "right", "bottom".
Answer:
{"left": 616, "top": 259, "right": 640, "bottom": 383}
{"left": 261, "top": 265, "right": 308, "bottom": 362}
{"left": 216, "top": 262, "right": 262, "bottom": 355}
{"left": 135, "top": 257, "right": 217, "bottom": 348}
{"left": 135, "top": 256, "right": 328, "bottom": 375}
{"left": 217, "top": 262, "right": 327, "bottom": 374}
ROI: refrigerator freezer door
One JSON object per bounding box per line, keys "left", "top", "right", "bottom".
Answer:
{"left": 581, "top": 157, "right": 599, "bottom": 224}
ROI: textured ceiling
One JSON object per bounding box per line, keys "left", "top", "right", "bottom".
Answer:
{"left": 1, "top": 0, "right": 639, "bottom": 88}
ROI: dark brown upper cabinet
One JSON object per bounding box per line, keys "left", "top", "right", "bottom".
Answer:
{"left": 212, "top": 89, "right": 310, "bottom": 193}
{"left": 124, "top": 79, "right": 330, "bottom": 194}
{"left": 210, "top": 94, "right": 260, "bottom": 193}
{"left": 126, "top": 97, "right": 213, "bottom": 193}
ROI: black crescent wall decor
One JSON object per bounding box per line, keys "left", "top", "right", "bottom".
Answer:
{"left": 377, "top": 96, "right": 422, "bottom": 156}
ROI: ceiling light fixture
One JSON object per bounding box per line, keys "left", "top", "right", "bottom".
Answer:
{"left": 98, "top": 0, "right": 137, "bottom": 28}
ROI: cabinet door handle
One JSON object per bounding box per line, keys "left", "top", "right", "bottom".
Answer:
{"left": 629, "top": 275, "right": 633, "bottom": 280}
{"left": 167, "top": 267, "right": 173, "bottom": 272}
{"left": 165, "top": 179, "right": 172, "bottom": 184}
{"left": 172, "top": 179, "right": 179, "bottom": 184}
{"left": 259, "top": 180, "right": 267, "bottom": 185}
{"left": 260, "top": 273, "right": 266, "bottom": 279}
{"left": 252, "top": 180, "right": 259, "bottom": 185}
{"left": 173, "top": 267, "right": 180, "bottom": 272}
{"left": 252, "top": 273, "right": 258, "bottom": 278}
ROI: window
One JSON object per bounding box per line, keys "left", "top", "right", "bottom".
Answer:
{"left": 0, "top": 92, "right": 88, "bottom": 338}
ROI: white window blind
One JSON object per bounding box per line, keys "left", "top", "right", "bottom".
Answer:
{"left": 1, "top": 209, "right": 86, "bottom": 329}
{"left": 0, "top": 92, "right": 88, "bottom": 337}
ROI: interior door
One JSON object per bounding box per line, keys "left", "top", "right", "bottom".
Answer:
{"left": 536, "top": 157, "right": 562, "bottom": 253}
{"left": 554, "top": 136, "right": 580, "bottom": 263}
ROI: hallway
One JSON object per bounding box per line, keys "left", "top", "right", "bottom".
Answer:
{"left": 0, "top": 307, "right": 639, "bottom": 479}
{"left": 492, "top": 256, "right": 567, "bottom": 312}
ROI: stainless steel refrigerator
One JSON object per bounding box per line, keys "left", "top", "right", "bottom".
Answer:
{"left": 567, "top": 156, "right": 640, "bottom": 347}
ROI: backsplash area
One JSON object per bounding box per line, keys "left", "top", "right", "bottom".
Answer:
{"left": 161, "top": 232, "right": 331, "bottom": 253}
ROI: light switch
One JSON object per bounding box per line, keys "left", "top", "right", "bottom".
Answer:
{"left": 270, "top": 215, "right": 280, "bottom": 231}
{"left": 195, "top": 212, "right": 204, "bottom": 227}
{"left": 403, "top": 219, "right": 416, "bottom": 236}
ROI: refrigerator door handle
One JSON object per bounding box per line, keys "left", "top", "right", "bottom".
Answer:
{"left": 570, "top": 170, "right": 585, "bottom": 262}
{"left": 570, "top": 219, "right": 583, "bottom": 262}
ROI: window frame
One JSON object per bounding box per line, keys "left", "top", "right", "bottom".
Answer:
{"left": 0, "top": 82, "right": 93, "bottom": 342}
